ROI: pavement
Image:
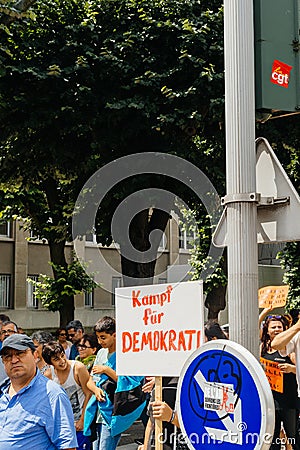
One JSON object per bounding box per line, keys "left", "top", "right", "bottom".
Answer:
{"left": 117, "top": 420, "right": 144, "bottom": 450}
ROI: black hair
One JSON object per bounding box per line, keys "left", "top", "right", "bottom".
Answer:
{"left": 55, "top": 327, "right": 68, "bottom": 338}
{"left": 94, "top": 316, "right": 115, "bottom": 335}
{"left": 79, "top": 333, "right": 100, "bottom": 352}
{"left": 204, "top": 320, "right": 228, "bottom": 341}
{"left": 42, "top": 341, "right": 65, "bottom": 365}
{"left": 66, "top": 320, "right": 84, "bottom": 332}
{"left": 0, "top": 314, "right": 10, "bottom": 323}
{"left": 261, "top": 316, "right": 288, "bottom": 355}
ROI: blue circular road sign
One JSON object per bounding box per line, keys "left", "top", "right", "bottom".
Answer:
{"left": 177, "top": 340, "right": 274, "bottom": 450}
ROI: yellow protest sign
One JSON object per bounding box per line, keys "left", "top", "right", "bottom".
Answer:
{"left": 260, "top": 357, "right": 283, "bottom": 393}
{"left": 258, "top": 285, "right": 289, "bottom": 308}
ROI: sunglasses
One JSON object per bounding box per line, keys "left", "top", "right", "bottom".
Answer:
{"left": 59, "top": 333, "right": 67, "bottom": 336}
{"left": 77, "top": 344, "right": 91, "bottom": 349}
{"left": 266, "top": 315, "right": 282, "bottom": 320}
{"left": 68, "top": 333, "right": 75, "bottom": 338}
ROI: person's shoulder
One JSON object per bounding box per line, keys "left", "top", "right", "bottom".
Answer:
{"left": 95, "top": 347, "right": 108, "bottom": 362}
{"left": 0, "top": 376, "right": 10, "bottom": 393}
{"left": 32, "top": 372, "right": 66, "bottom": 399}
{"left": 44, "top": 377, "right": 73, "bottom": 405}
{"left": 74, "top": 359, "right": 86, "bottom": 369}
{"left": 97, "top": 347, "right": 108, "bottom": 356}
{"left": 73, "top": 360, "right": 89, "bottom": 379}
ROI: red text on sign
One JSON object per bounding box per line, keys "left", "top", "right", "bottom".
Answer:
{"left": 122, "top": 329, "right": 201, "bottom": 353}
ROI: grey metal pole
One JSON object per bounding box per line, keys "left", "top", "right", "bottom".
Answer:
{"left": 224, "top": 0, "right": 259, "bottom": 357}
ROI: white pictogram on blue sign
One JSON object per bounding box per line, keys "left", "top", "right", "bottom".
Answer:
{"left": 177, "top": 340, "right": 274, "bottom": 450}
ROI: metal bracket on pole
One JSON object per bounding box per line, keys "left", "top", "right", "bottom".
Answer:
{"left": 258, "top": 196, "right": 290, "bottom": 207}
{"left": 221, "top": 193, "right": 290, "bottom": 207}
{"left": 221, "top": 192, "right": 260, "bottom": 206}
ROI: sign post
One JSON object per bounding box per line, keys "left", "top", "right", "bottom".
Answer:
{"left": 177, "top": 340, "right": 275, "bottom": 450}
{"left": 154, "top": 376, "right": 163, "bottom": 450}
{"left": 224, "top": 0, "right": 259, "bottom": 356}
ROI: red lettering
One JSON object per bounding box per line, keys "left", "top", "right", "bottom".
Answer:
{"left": 131, "top": 286, "right": 173, "bottom": 308}
{"left": 141, "top": 331, "right": 152, "bottom": 350}
{"left": 132, "top": 332, "right": 140, "bottom": 352}
{"left": 160, "top": 292, "right": 167, "bottom": 306}
{"left": 132, "top": 290, "right": 141, "bottom": 307}
{"left": 122, "top": 332, "right": 132, "bottom": 353}
{"left": 184, "top": 330, "right": 196, "bottom": 350}
{"left": 178, "top": 331, "right": 187, "bottom": 351}
{"left": 143, "top": 308, "right": 152, "bottom": 325}
{"left": 149, "top": 294, "right": 159, "bottom": 305}
{"left": 153, "top": 331, "right": 160, "bottom": 351}
{"left": 142, "top": 295, "right": 149, "bottom": 306}
{"left": 168, "top": 329, "right": 177, "bottom": 350}
{"left": 159, "top": 330, "right": 168, "bottom": 351}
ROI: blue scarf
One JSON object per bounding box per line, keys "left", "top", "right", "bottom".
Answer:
{"left": 84, "top": 352, "right": 146, "bottom": 437}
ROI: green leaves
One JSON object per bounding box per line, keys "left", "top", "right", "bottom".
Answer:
{"left": 0, "top": 0, "right": 225, "bottom": 319}
{"left": 28, "top": 259, "right": 99, "bottom": 311}
{"left": 277, "top": 243, "right": 300, "bottom": 311}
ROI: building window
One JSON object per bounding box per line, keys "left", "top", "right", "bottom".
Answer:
{"left": 158, "top": 233, "right": 167, "bottom": 251}
{"left": 84, "top": 290, "right": 94, "bottom": 308}
{"left": 0, "top": 222, "right": 10, "bottom": 237}
{"left": 112, "top": 277, "right": 122, "bottom": 306}
{"left": 27, "top": 275, "right": 39, "bottom": 309}
{"left": 0, "top": 275, "right": 11, "bottom": 308}
{"left": 86, "top": 233, "right": 97, "bottom": 244}
{"left": 179, "top": 226, "right": 196, "bottom": 250}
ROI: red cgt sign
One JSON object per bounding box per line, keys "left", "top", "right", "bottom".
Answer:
{"left": 270, "top": 60, "right": 293, "bottom": 88}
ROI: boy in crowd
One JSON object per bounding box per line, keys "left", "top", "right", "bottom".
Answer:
{"left": 85, "top": 316, "right": 146, "bottom": 450}
{"left": 43, "top": 341, "right": 92, "bottom": 450}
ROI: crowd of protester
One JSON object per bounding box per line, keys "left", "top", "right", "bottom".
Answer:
{"left": 0, "top": 316, "right": 146, "bottom": 450}
{"left": 0, "top": 311, "right": 300, "bottom": 449}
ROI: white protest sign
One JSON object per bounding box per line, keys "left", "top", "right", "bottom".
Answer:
{"left": 116, "top": 280, "right": 204, "bottom": 376}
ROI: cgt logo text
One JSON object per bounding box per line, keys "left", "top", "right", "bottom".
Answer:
{"left": 270, "top": 59, "right": 293, "bottom": 88}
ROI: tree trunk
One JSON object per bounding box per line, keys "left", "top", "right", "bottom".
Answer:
{"left": 205, "top": 253, "right": 227, "bottom": 320}
{"left": 58, "top": 294, "right": 74, "bottom": 328}
{"left": 205, "top": 285, "right": 227, "bottom": 320}
{"left": 48, "top": 240, "right": 74, "bottom": 327}
{"left": 120, "top": 208, "right": 170, "bottom": 287}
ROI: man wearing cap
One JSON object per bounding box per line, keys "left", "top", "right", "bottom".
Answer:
{"left": 0, "top": 334, "right": 78, "bottom": 449}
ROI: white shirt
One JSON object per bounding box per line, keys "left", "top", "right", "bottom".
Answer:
{"left": 286, "top": 331, "right": 300, "bottom": 396}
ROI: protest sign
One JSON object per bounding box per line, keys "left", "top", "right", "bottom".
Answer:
{"left": 116, "top": 280, "right": 204, "bottom": 376}
{"left": 258, "top": 285, "right": 289, "bottom": 308}
{"left": 260, "top": 357, "right": 283, "bottom": 393}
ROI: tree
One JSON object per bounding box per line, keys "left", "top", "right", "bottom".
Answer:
{"left": 0, "top": 0, "right": 225, "bottom": 323}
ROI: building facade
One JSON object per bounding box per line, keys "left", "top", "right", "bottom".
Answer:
{"left": 0, "top": 220, "right": 194, "bottom": 331}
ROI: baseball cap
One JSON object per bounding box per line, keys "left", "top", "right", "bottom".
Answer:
{"left": 0, "top": 334, "right": 36, "bottom": 354}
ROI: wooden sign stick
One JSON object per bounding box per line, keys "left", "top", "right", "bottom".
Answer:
{"left": 155, "top": 376, "right": 163, "bottom": 450}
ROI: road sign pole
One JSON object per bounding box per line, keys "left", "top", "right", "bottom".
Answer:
{"left": 224, "top": 0, "right": 259, "bottom": 356}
